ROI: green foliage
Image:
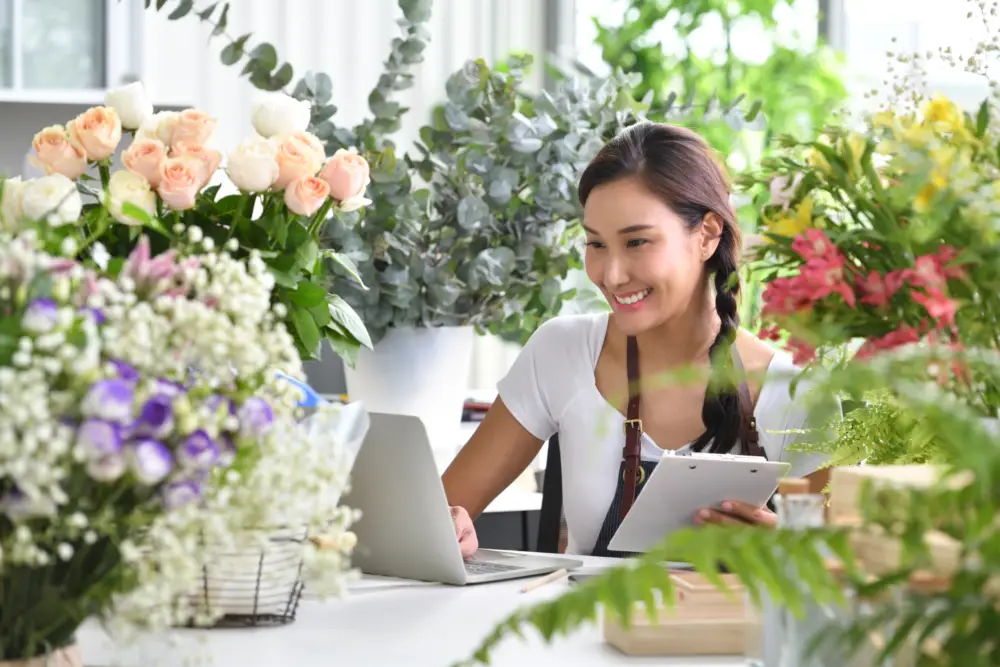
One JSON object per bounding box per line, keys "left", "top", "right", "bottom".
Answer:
{"left": 161, "top": 0, "right": 766, "bottom": 345}
{"left": 461, "top": 349, "right": 1000, "bottom": 666}
{"left": 592, "top": 0, "right": 847, "bottom": 330}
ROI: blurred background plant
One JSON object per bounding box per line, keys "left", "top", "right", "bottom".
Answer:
{"left": 587, "top": 0, "right": 848, "bottom": 329}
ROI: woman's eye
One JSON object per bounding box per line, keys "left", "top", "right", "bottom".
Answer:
{"left": 586, "top": 240, "right": 605, "bottom": 249}
{"left": 626, "top": 238, "right": 648, "bottom": 248}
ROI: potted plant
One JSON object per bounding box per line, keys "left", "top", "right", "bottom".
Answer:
{"left": 155, "top": 0, "right": 765, "bottom": 449}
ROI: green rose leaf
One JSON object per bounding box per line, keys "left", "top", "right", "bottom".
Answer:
{"left": 328, "top": 294, "right": 373, "bottom": 350}
{"left": 290, "top": 307, "right": 322, "bottom": 358}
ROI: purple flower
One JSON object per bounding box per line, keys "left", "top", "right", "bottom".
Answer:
{"left": 110, "top": 360, "right": 139, "bottom": 384}
{"left": 206, "top": 394, "right": 235, "bottom": 416}
{"left": 150, "top": 379, "right": 185, "bottom": 398}
{"left": 134, "top": 394, "right": 174, "bottom": 439}
{"left": 178, "top": 430, "right": 220, "bottom": 469}
{"left": 128, "top": 438, "right": 173, "bottom": 485}
{"left": 80, "top": 307, "right": 106, "bottom": 325}
{"left": 76, "top": 419, "right": 126, "bottom": 482}
{"left": 162, "top": 481, "right": 202, "bottom": 510}
{"left": 238, "top": 397, "right": 273, "bottom": 438}
{"left": 82, "top": 379, "right": 134, "bottom": 424}
{"left": 23, "top": 298, "right": 59, "bottom": 334}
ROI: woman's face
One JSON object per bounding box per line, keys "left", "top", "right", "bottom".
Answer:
{"left": 583, "top": 176, "right": 719, "bottom": 335}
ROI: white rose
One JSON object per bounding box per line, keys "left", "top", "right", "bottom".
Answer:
{"left": 227, "top": 136, "right": 280, "bottom": 192}
{"left": 137, "top": 110, "right": 180, "bottom": 146}
{"left": 1, "top": 177, "right": 26, "bottom": 232}
{"left": 251, "top": 94, "right": 312, "bottom": 139}
{"left": 20, "top": 174, "right": 82, "bottom": 227}
{"left": 105, "top": 81, "right": 154, "bottom": 131}
{"left": 106, "top": 170, "right": 156, "bottom": 226}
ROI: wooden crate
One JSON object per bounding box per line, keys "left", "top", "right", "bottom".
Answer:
{"left": 828, "top": 465, "right": 955, "bottom": 525}
{"left": 602, "top": 572, "right": 753, "bottom": 656}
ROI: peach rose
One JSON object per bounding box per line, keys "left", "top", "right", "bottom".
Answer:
{"left": 67, "top": 106, "right": 122, "bottom": 161}
{"left": 30, "top": 125, "right": 88, "bottom": 180}
{"left": 272, "top": 132, "right": 325, "bottom": 189}
{"left": 137, "top": 111, "right": 180, "bottom": 147}
{"left": 319, "top": 148, "right": 370, "bottom": 205}
{"left": 172, "top": 109, "right": 217, "bottom": 146}
{"left": 284, "top": 176, "right": 331, "bottom": 216}
{"left": 157, "top": 157, "right": 202, "bottom": 211}
{"left": 122, "top": 138, "right": 167, "bottom": 188}
{"left": 171, "top": 140, "right": 221, "bottom": 187}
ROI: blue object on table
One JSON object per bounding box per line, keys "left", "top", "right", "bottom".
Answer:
{"left": 275, "top": 371, "right": 323, "bottom": 408}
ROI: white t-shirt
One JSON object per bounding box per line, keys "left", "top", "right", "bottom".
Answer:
{"left": 496, "top": 312, "right": 837, "bottom": 555}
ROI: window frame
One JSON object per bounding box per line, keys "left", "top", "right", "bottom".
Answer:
{"left": 1, "top": 0, "right": 142, "bottom": 95}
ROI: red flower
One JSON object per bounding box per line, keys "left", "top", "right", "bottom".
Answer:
{"left": 912, "top": 289, "right": 959, "bottom": 328}
{"left": 791, "top": 229, "right": 837, "bottom": 261}
{"left": 856, "top": 325, "right": 921, "bottom": 360}
{"left": 799, "top": 255, "right": 856, "bottom": 306}
{"left": 757, "top": 324, "right": 783, "bottom": 342}
{"left": 786, "top": 337, "right": 816, "bottom": 365}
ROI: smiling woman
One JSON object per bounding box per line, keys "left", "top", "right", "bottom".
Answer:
{"left": 442, "top": 122, "right": 840, "bottom": 559}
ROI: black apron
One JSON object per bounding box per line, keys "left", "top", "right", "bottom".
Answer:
{"left": 589, "top": 336, "right": 765, "bottom": 558}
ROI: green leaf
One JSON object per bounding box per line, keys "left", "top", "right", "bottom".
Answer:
{"left": 155, "top": 0, "right": 168, "bottom": 9}
{"left": 456, "top": 196, "right": 489, "bottom": 230}
{"left": 322, "top": 250, "right": 367, "bottom": 288}
{"left": 399, "top": 0, "right": 433, "bottom": 22}
{"left": 167, "top": 0, "right": 194, "bottom": 20}
{"left": 976, "top": 99, "right": 990, "bottom": 138}
{"left": 249, "top": 43, "right": 278, "bottom": 73}
{"left": 197, "top": 1, "right": 219, "bottom": 20}
{"left": 220, "top": 33, "right": 251, "bottom": 66}
{"left": 211, "top": 3, "right": 229, "bottom": 35}
{"left": 328, "top": 294, "right": 373, "bottom": 350}
{"left": 290, "top": 306, "right": 322, "bottom": 358}
{"left": 119, "top": 202, "right": 152, "bottom": 227}
{"left": 288, "top": 281, "right": 327, "bottom": 308}
{"left": 326, "top": 327, "right": 360, "bottom": 368}
{"left": 272, "top": 62, "right": 294, "bottom": 88}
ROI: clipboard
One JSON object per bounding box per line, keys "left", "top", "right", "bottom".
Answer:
{"left": 606, "top": 451, "right": 791, "bottom": 553}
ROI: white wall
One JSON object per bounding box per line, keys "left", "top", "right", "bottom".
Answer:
{"left": 140, "top": 0, "right": 546, "bottom": 154}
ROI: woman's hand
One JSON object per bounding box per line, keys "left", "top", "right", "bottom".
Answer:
{"left": 449, "top": 505, "right": 479, "bottom": 558}
{"left": 693, "top": 500, "right": 776, "bottom": 528}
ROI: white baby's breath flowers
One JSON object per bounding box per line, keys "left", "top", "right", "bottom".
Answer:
{"left": 0, "top": 235, "right": 358, "bottom": 639}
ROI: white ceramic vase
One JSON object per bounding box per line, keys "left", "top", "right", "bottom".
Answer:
{"left": 343, "top": 326, "right": 474, "bottom": 462}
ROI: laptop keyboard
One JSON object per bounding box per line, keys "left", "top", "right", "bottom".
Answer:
{"left": 464, "top": 560, "right": 523, "bottom": 575}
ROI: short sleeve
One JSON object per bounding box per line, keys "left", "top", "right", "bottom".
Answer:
{"left": 495, "top": 317, "right": 576, "bottom": 441}
{"left": 760, "top": 362, "right": 843, "bottom": 479}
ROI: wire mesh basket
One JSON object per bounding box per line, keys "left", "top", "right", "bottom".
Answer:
{"left": 187, "top": 525, "right": 308, "bottom": 628}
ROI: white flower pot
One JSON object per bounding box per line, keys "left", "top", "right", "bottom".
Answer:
{"left": 343, "top": 326, "right": 474, "bottom": 461}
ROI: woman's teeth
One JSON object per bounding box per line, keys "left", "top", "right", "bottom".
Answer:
{"left": 614, "top": 289, "right": 651, "bottom": 305}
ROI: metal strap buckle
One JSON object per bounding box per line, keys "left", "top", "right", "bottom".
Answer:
{"left": 623, "top": 418, "right": 643, "bottom": 435}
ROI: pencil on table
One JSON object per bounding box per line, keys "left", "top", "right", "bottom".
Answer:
{"left": 520, "top": 568, "right": 569, "bottom": 593}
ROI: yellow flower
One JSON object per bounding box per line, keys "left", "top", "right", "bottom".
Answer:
{"left": 914, "top": 183, "right": 937, "bottom": 213}
{"left": 872, "top": 111, "right": 897, "bottom": 129}
{"left": 923, "top": 95, "right": 963, "bottom": 128}
{"left": 929, "top": 146, "right": 955, "bottom": 189}
{"left": 844, "top": 133, "right": 868, "bottom": 177}
{"left": 765, "top": 196, "right": 816, "bottom": 238}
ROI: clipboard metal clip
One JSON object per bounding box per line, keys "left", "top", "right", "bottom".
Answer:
{"left": 623, "top": 418, "right": 643, "bottom": 435}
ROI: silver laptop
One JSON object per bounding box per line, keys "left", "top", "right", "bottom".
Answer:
{"left": 341, "top": 412, "right": 583, "bottom": 585}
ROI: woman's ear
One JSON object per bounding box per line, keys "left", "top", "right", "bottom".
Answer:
{"left": 699, "top": 212, "right": 724, "bottom": 260}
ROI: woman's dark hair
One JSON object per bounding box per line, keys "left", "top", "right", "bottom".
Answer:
{"left": 578, "top": 121, "right": 745, "bottom": 455}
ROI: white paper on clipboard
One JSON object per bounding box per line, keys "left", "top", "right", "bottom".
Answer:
{"left": 606, "top": 451, "right": 791, "bottom": 553}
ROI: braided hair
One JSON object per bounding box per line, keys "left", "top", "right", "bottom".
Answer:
{"left": 578, "top": 122, "right": 746, "bottom": 455}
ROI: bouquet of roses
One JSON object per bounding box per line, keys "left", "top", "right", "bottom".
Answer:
{"left": 0, "top": 81, "right": 371, "bottom": 362}
{"left": 0, "top": 229, "right": 359, "bottom": 662}
{"left": 741, "top": 94, "right": 1000, "bottom": 411}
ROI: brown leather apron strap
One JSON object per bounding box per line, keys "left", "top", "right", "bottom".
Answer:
{"left": 730, "top": 346, "right": 764, "bottom": 458}
{"left": 619, "top": 335, "right": 643, "bottom": 522}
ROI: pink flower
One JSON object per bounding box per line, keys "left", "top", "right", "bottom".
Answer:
{"left": 157, "top": 157, "right": 202, "bottom": 211}
{"left": 172, "top": 109, "right": 217, "bottom": 146}
{"left": 858, "top": 270, "right": 902, "bottom": 308}
{"left": 856, "top": 325, "right": 921, "bottom": 360}
{"left": 786, "top": 338, "right": 816, "bottom": 365}
{"left": 757, "top": 324, "right": 783, "bottom": 342}
{"left": 67, "top": 106, "right": 122, "bottom": 161}
{"left": 30, "top": 125, "right": 88, "bottom": 180}
{"left": 284, "top": 175, "right": 330, "bottom": 216}
{"left": 122, "top": 236, "right": 199, "bottom": 298}
{"left": 791, "top": 229, "right": 837, "bottom": 261}
{"left": 123, "top": 138, "right": 167, "bottom": 188}
{"left": 171, "top": 140, "right": 222, "bottom": 187}
{"left": 799, "top": 255, "right": 856, "bottom": 306}
{"left": 761, "top": 277, "right": 812, "bottom": 316}
{"left": 912, "top": 289, "right": 959, "bottom": 328}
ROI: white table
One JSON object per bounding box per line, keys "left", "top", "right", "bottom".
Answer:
{"left": 77, "top": 555, "right": 744, "bottom": 667}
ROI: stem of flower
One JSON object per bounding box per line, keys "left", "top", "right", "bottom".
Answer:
{"left": 98, "top": 162, "right": 111, "bottom": 192}
{"left": 308, "top": 198, "right": 335, "bottom": 238}
{"left": 227, "top": 192, "right": 251, "bottom": 244}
